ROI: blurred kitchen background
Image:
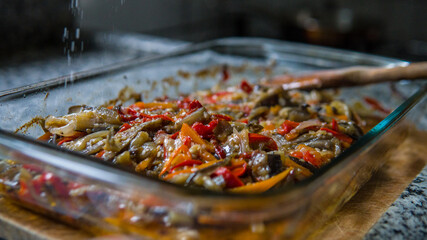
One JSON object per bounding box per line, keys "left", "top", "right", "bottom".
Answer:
{"left": 1, "top": 0, "right": 427, "bottom": 89}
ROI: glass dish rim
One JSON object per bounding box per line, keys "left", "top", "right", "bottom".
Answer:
{"left": 0, "top": 37, "right": 425, "bottom": 200}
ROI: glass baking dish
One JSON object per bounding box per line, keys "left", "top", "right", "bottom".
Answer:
{"left": 0, "top": 38, "right": 425, "bottom": 240}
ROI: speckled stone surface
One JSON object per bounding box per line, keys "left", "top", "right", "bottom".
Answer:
{"left": 0, "top": 33, "right": 425, "bottom": 239}
{"left": 364, "top": 167, "right": 427, "bottom": 240}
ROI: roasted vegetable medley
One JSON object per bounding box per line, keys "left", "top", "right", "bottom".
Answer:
{"left": 28, "top": 79, "right": 376, "bottom": 194}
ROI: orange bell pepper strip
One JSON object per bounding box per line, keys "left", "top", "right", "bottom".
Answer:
{"left": 37, "top": 132, "right": 52, "bottom": 141}
{"left": 200, "top": 150, "right": 217, "bottom": 162}
{"left": 180, "top": 123, "right": 214, "bottom": 151}
{"left": 57, "top": 132, "right": 86, "bottom": 145}
{"left": 163, "top": 160, "right": 221, "bottom": 181}
{"left": 228, "top": 167, "right": 293, "bottom": 194}
{"left": 159, "top": 145, "right": 191, "bottom": 176}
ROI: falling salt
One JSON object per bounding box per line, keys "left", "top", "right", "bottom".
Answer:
{"left": 75, "top": 28, "right": 80, "bottom": 39}
{"left": 70, "top": 41, "right": 75, "bottom": 52}
{"left": 67, "top": 50, "right": 71, "bottom": 66}
{"left": 62, "top": 27, "right": 69, "bottom": 42}
{"left": 69, "top": 71, "right": 75, "bottom": 84}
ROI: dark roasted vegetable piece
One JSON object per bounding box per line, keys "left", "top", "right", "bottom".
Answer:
{"left": 213, "top": 120, "right": 233, "bottom": 142}
{"left": 184, "top": 160, "right": 228, "bottom": 186}
{"left": 247, "top": 123, "right": 264, "bottom": 133}
{"left": 105, "top": 119, "right": 164, "bottom": 153}
{"left": 267, "top": 154, "right": 283, "bottom": 176}
{"left": 254, "top": 88, "right": 293, "bottom": 107}
{"left": 287, "top": 107, "right": 311, "bottom": 122}
{"left": 175, "top": 107, "right": 210, "bottom": 129}
{"left": 338, "top": 121, "right": 364, "bottom": 140}
{"left": 289, "top": 156, "right": 318, "bottom": 173}
{"left": 248, "top": 107, "right": 269, "bottom": 121}
{"left": 254, "top": 88, "right": 281, "bottom": 107}
{"left": 248, "top": 133, "right": 278, "bottom": 151}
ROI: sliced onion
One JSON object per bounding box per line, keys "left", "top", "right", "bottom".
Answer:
{"left": 64, "top": 130, "right": 109, "bottom": 151}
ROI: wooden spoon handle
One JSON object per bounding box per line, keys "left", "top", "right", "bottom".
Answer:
{"left": 268, "top": 62, "right": 427, "bottom": 90}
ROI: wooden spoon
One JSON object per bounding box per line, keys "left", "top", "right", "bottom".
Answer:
{"left": 264, "top": 62, "right": 427, "bottom": 90}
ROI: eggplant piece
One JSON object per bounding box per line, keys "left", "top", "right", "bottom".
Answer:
{"left": 184, "top": 158, "right": 230, "bottom": 186}
{"left": 267, "top": 154, "right": 283, "bottom": 176}
{"left": 254, "top": 88, "right": 281, "bottom": 107}
{"left": 289, "top": 155, "right": 318, "bottom": 173}
{"left": 254, "top": 88, "right": 294, "bottom": 108}
{"left": 248, "top": 152, "right": 270, "bottom": 181}
{"left": 229, "top": 121, "right": 247, "bottom": 132}
{"left": 62, "top": 130, "right": 109, "bottom": 151}
{"left": 105, "top": 118, "right": 164, "bottom": 153}
{"left": 247, "top": 123, "right": 263, "bottom": 133}
{"left": 174, "top": 107, "right": 210, "bottom": 129}
{"left": 287, "top": 107, "right": 311, "bottom": 122}
{"left": 248, "top": 107, "right": 269, "bottom": 121}
{"left": 292, "top": 132, "right": 331, "bottom": 144}
{"left": 338, "top": 121, "right": 364, "bottom": 140}
{"left": 304, "top": 139, "right": 334, "bottom": 150}
{"left": 213, "top": 120, "right": 233, "bottom": 142}
{"left": 114, "top": 151, "right": 133, "bottom": 168}
{"left": 45, "top": 107, "right": 121, "bottom": 137}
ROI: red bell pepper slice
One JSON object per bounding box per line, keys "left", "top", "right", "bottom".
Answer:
{"left": 278, "top": 120, "right": 300, "bottom": 135}
{"left": 213, "top": 114, "right": 232, "bottom": 121}
{"left": 212, "top": 167, "right": 244, "bottom": 188}
{"left": 248, "top": 133, "right": 278, "bottom": 151}
{"left": 191, "top": 120, "right": 219, "bottom": 139}
{"left": 240, "top": 80, "right": 253, "bottom": 94}
{"left": 95, "top": 150, "right": 105, "bottom": 158}
{"left": 22, "top": 164, "right": 43, "bottom": 173}
{"left": 188, "top": 100, "right": 203, "bottom": 111}
{"left": 170, "top": 160, "right": 203, "bottom": 172}
{"left": 214, "top": 145, "right": 226, "bottom": 159}
{"left": 118, "top": 123, "right": 132, "bottom": 133}
{"left": 170, "top": 131, "right": 180, "bottom": 139}
{"left": 290, "top": 146, "right": 322, "bottom": 167}
{"left": 57, "top": 132, "right": 86, "bottom": 145}
{"left": 320, "top": 127, "right": 353, "bottom": 143}
{"left": 41, "top": 172, "right": 69, "bottom": 197}
{"left": 30, "top": 176, "right": 44, "bottom": 195}
{"left": 331, "top": 119, "right": 338, "bottom": 131}
{"left": 182, "top": 136, "right": 192, "bottom": 147}
{"left": 18, "top": 180, "right": 33, "bottom": 201}
{"left": 230, "top": 163, "right": 247, "bottom": 177}
{"left": 118, "top": 107, "right": 139, "bottom": 122}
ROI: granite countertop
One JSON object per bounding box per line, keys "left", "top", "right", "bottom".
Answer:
{"left": 0, "top": 33, "right": 426, "bottom": 240}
